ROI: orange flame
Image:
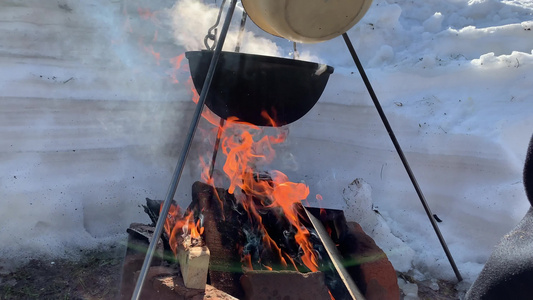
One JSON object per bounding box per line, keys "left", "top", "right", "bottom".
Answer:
{"left": 137, "top": 7, "right": 152, "bottom": 20}
{"left": 125, "top": 12, "right": 319, "bottom": 271}
{"left": 329, "top": 290, "right": 335, "bottom": 300}
{"left": 242, "top": 254, "right": 253, "bottom": 271}
{"left": 168, "top": 54, "right": 186, "bottom": 84}
{"left": 187, "top": 77, "right": 221, "bottom": 127}
{"left": 127, "top": 3, "right": 318, "bottom": 272}
{"left": 170, "top": 54, "right": 185, "bottom": 70}
{"left": 126, "top": 5, "right": 190, "bottom": 85}
{"left": 145, "top": 45, "right": 160, "bottom": 65}
{"left": 202, "top": 115, "right": 319, "bottom": 272}
{"left": 137, "top": 7, "right": 161, "bottom": 26}
{"left": 162, "top": 204, "right": 204, "bottom": 255}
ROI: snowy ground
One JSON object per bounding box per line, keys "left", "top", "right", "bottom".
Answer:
{"left": 1, "top": 0, "right": 532, "bottom": 292}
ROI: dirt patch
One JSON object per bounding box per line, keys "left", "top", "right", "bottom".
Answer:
{"left": 398, "top": 271, "right": 465, "bottom": 300}
{"left": 0, "top": 245, "right": 124, "bottom": 300}
{"left": 1, "top": 243, "right": 467, "bottom": 300}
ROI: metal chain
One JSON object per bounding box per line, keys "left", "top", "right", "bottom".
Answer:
{"left": 293, "top": 42, "right": 300, "bottom": 59}
{"left": 204, "top": 0, "right": 227, "bottom": 50}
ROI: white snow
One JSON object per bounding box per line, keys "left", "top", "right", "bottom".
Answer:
{"left": 1, "top": 0, "right": 532, "bottom": 290}
{"left": 398, "top": 278, "right": 420, "bottom": 300}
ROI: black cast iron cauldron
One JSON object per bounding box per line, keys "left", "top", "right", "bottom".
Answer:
{"left": 186, "top": 51, "right": 334, "bottom": 127}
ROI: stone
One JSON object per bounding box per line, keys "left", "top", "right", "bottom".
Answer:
{"left": 204, "top": 285, "right": 240, "bottom": 300}
{"left": 178, "top": 236, "right": 210, "bottom": 290}
{"left": 398, "top": 278, "right": 419, "bottom": 300}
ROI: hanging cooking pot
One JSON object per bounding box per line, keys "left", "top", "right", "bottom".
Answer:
{"left": 241, "top": 0, "right": 373, "bottom": 43}
{"left": 186, "top": 50, "right": 334, "bottom": 126}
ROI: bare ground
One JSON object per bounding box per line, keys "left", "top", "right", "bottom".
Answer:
{"left": 0, "top": 245, "right": 125, "bottom": 300}
{"left": 0, "top": 243, "right": 463, "bottom": 300}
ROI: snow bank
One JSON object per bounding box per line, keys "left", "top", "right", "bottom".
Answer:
{"left": 0, "top": 0, "right": 195, "bottom": 267}
{"left": 1, "top": 0, "right": 532, "bottom": 286}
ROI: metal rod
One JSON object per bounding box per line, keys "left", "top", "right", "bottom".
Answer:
{"left": 208, "top": 118, "right": 225, "bottom": 179}
{"left": 208, "top": 10, "right": 248, "bottom": 179}
{"left": 234, "top": 11, "right": 247, "bottom": 53}
{"left": 304, "top": 207, "right": 365, "bottom": 300}
{"left": 293, "top": 42, "right": 299, "bottom": 59}
{"left": 342, "top": 33, "right": 463, "bottom": 282}
{"left": 130, "top": 1, "right": 238, "bottom": 299}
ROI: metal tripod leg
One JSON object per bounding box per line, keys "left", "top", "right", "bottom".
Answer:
{"left": 130, "top": 1, "right": 238, "bottom": 299}
{"left": 208, "top": 10, "right": 247, "bottom": 180}
{"left": 342, "top": 33, "right": 462, "bottom": 282}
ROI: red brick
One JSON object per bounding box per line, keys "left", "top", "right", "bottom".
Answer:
{"left": 347, "top": 222, "right": 400, "bottom": 300}
{"left": 240, "top": 270, "right": 331, "bottom": 300}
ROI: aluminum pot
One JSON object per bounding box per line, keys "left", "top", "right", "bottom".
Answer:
{"left": 241, "top": 0, "right": 373, "bottom": 43}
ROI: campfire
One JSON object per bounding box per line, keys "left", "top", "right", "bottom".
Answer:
{"left": 117, "top": 1, "right": 405, "bottom": 298}
{"left": 119, "top": 103, "right": 399, "bottom": 300}
{"left": 163, "top": 113, "right": 347, "bottom": 299}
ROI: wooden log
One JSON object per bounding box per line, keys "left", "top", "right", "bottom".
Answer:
{"left": 190, "top": 181, "right": 244, "bottom": 298}
{"left": 178, "top": 236, "right": 210, "bottom": 290}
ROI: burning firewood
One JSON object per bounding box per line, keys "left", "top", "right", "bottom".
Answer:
{"left": 188, "top": 181, "right": 357, "bottom": 299}
{"left": 129, "top": 111, "right": 398, "bottom": 299}
{"left": 155, "top": 198, "right": 211, "bottom": 291}
{"left": 142, "top": 197, "right": 176, "bottom": 226}
{"left": 190, "top": 181, "right": 245, "bottom": 298}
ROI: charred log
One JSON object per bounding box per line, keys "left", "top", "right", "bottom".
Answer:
{"left": 190, "top": 181, "right": 245, "bottom": 299}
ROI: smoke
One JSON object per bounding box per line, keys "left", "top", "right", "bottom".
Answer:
{"left": 0, "top": 0, "right": 330, "bottom": 270}
{"left": 167, "top": 0, "right": 221, "bottom": 51}
{"left": 166, "top": 0, "right": 321, "bottom": 60}
{"left": 167, "top": 0, "right": 281, "bottom": 56}
{"left": 0, "top": 0, "right": 203, "bottom": 269}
